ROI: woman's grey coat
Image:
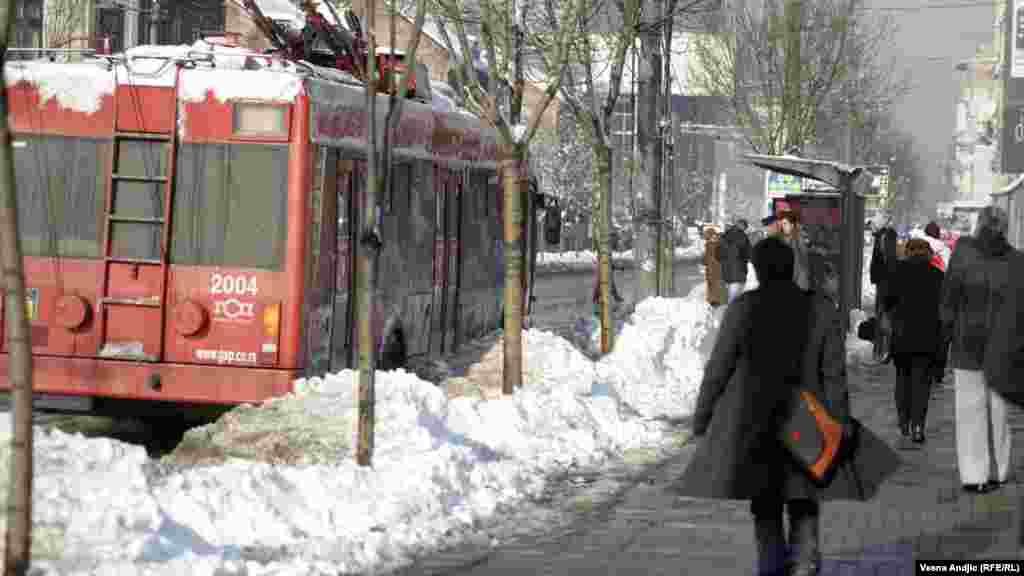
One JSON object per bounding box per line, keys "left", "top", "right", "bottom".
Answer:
{"left": 676, "top": 285, "right": 900, "bottom": 502}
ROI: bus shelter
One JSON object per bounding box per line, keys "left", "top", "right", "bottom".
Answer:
{"left": 744, "top": 154, "right": 871, "bottom": 334}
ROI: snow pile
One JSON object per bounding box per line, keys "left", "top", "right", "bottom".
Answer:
{"left": 846, "top": 308, "right": 874, "bottom": 367}
{"left": 593, "top": 296, "right": 719, "bottom": 420}
{"left": 445, "top": 329, "right": 596, "bottom": 400}
{"left": 592, "top": 265, "right": 759, "bottom": 420}
{"left": 3, "top": 326, "right": 672, "bottom": 574}
{"left": 536, "top": 241, "right": 704, "bottom": 273}
{"left": 861, "top": 244, "right": 875, "bottom": 310}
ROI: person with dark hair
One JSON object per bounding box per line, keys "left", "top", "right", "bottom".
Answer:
{"left": 779, "top": 211, "right": 810, "bottom": 291}
{"left": 942, "top": 205, "right": 1017, "bottom": 493}
{"left": 721, "top": 218, "right": 753, "bottom": 303}
{"left": 677, "top": 237, "right": 896, "bottom": 576}
{"left": 886, "top": 238, "right": 944, "bottom": 444}
{"left": 870, "top": 213, "right": 898, "bottom": 364}
{"left": 916, "top": 221, "right": 953, "bottom": 385}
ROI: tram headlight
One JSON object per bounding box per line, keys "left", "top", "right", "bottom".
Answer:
{"left": 263, "top": 303, "right": 280, "bottom": 338}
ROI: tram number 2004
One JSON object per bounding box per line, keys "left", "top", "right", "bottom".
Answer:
{"left": 210, "top": 273, "right": 259, "bottom": 296}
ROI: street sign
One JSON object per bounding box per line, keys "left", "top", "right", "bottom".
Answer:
{"left": 1005, "top": 5, "right": 1024, "bottom": 173}
{"left": 1014, "top": 0, "right": 1024, "bottom": 78}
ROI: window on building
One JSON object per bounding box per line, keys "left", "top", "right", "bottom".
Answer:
{"left": 12, "top": 0, "right": 43, "bottom": 51}
{"left": 172, "top": 143, "right": 289, "bottom": 269}
{"left": 13, "top": 135, "right": 106, "bottom": 258}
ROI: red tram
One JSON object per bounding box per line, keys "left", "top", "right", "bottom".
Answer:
{"left": 1, "top": 38, "right": 539, "bottom": 414}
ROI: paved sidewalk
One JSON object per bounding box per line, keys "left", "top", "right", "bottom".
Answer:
{"left": 403, "top": 360, "right": 1024, "bottom": 575}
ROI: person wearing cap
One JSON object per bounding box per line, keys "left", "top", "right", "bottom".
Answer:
{"left": 762, "top": 213, "right": 782, "bottom": 237}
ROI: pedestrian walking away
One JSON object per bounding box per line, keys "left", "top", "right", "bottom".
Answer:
{"left": 870, "top": 213, "right": 898, "bottom": 364}
{"left": 703, "top": 227, "right": 726, "bottom": 307}
{"left": 676, "top": 237, "right": 900, "bottom": 576}
{"left": 886, "top": 238, "right": 944, "bottom": 444}
{"left": 721, "top": 218, "right": 753, "bottom": 303}
{"left": 918, "top": 221, "right": 953, "bottom": 385}
{"left": 941, "top": 205, "right": 1017, "bottom": 494}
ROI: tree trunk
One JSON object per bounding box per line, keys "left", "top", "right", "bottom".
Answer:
{"left": 0, "top": 27, "right": 36, "bottom": 573}
{"left": 501, "top": 145, "right": 524, "bottom": 394}
{"left": 356, "top": 4, "right": 378, "bottom": 467}
{"left": 636, "top": 28, "right": 662, "bottom": 301}
{"left": 595, "top": 142, "right": 613, "bottom": 354}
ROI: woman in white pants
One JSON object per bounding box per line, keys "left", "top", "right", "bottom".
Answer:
{"left": 941, "top": 206, "right": 1017, "bottom": 494}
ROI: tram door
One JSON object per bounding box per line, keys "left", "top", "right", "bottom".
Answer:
{"left": 329, "top": 157, "right": 357, "bottom": 371}
{"left": 430, "top": 167, "right": 462, "bottom": 356}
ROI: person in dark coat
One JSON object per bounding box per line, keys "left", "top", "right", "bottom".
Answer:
{"left": 923, "top": 221, "right": 952, "bottom": 385}
{"left": 721, "top": 218, "right": 752, "bottom": 303}
{"left": 870, "top": 214, "right": 898, "bottom": 363}
{"left": 886, "top": 238, "right": 945, "bottom": 443}
{"left": 941, "top": 205, "right": 1016, "bottom": 493}
{"left": 983, "top": 250, "right": 1024, "bottom": 407}
{"left": 676, "top": 237, "right": 900, "bottom": 576}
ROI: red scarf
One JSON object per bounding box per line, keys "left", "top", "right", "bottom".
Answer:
{"left": 930, "top": 253, "right": 945, "bottom": 272}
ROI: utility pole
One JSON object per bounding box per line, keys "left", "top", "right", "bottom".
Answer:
{"left": 355, "top": 0, "right": 378, "bottom": 467}
{"left": 0, "top": 0, "right": 36, "bottom": 569}
{"left": 783, "top": 0, "right": 803, "bottom": 151}
{"left": 635, "top": 0, "right": 662, "bottom": 300}
{"left": 658, "top": 0, "right": 673, "bottom": 297}
{"left": 150, "top": 1, "right": 159, "bottom": 44}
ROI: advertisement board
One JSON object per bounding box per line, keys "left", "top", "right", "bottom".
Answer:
{"left": 765, "top": 171, "right": 802, "bottom": 198}
{"left": 771, "top": 194, "right": 843, "bottom": 296}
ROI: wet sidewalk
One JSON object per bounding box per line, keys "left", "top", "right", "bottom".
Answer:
{"left": 403, "top": 360, "right": 1024, "bottom": 575}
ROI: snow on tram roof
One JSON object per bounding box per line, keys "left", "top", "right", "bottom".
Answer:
{"left": 5, "top": 39, "right": 479, "bottom": 116}
{"left": 4, "top": 58, "right": 115, "bottom": 115}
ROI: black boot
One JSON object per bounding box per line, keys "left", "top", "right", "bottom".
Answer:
{"left": 752, "top": 502, "right": 786, "bottom": 576}
{"left": 899, "top": 421, "right": 910, "bottom": 438}
{"left": 912, "top": 424, "right": 925, "bottom": 444}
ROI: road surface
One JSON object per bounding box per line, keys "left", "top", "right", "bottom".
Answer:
{"left": 529, "top": 262, "right": 705, "bottom": 338}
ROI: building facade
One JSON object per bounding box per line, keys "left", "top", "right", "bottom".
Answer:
{"left": 9, "top": 0, "right": 223, "bottom": 56}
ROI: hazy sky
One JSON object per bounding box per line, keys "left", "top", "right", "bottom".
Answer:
{"left": 867, "top": 0, "right": 998, "bottom": 204}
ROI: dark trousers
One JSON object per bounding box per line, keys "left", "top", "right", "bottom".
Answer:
{"left": 751, "top": 497, "right": 820, "bottom": 575}
{"left": 932, "top": 340, "right": 950, "bottom": 383}
{"left": 895, "top": 355, "right": 933, "bottom": 427}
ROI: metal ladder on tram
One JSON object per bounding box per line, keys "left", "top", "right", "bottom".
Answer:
{"left": 97, "top": 64, "right": 178, "bottom": 363}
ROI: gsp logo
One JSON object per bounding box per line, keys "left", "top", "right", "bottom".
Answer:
{"left": 213, "top": 298, "right": 255, "bottom": 323}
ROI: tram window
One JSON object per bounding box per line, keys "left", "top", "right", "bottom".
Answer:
{"left": 12, "top": 135, "right": 105, "bottom": 258}
{"left": 172, "top": 143, "right": 288, "bottom": 270}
